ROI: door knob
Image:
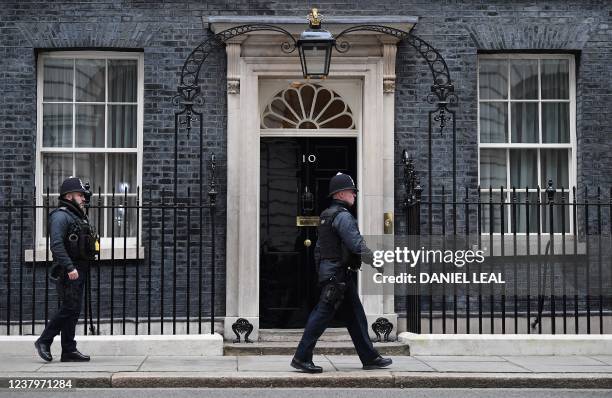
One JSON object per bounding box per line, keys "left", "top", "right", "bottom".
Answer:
{"left": 304, "top": 239, "right": 312, "bottom": 247}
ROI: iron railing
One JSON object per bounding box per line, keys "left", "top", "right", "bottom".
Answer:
{"left": 401, "top": 156, "right": 612, "bottom": 335}
{"left": 0, "top": 177, "right": 218, "bottom": 337}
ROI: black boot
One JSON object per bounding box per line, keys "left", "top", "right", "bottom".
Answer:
{"left": 34, "top": 340, "right": 52, "bottom": 362}
{"left": 290, "top": 357, "right": 323, "bottom": 373}
{"left": 60, "top": 350, "right": 90, "bottom": 362}
{"left": 362, "top": 356, "right": 392, "bottom": 370}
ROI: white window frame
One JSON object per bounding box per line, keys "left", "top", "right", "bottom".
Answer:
{"left": 34, "top": 51, "right": 144, "bottom": 253}
{"left": 477, "top": 53, "right": 577, "bottom": 235}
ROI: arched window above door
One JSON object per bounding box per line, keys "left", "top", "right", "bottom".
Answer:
{"left": 261, "top": 83, "right": 355, "bottom": 129}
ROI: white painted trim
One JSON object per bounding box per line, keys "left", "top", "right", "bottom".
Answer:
{"left": 35, "top": 51, "right": 144, "bottom": 250}
{"left": 259, "top": 130, "right": 359, "bottom": 137}
{"left": 477, "top": 53, "right": 576, "bottom": 235}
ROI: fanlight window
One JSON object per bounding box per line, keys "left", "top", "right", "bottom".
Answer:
{"left": 261, "top": 83, "right": 355, "bottom": 129}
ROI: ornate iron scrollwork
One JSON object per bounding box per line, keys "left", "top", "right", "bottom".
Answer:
{"left": 180, "top": 24, "right": 297, "bottom": 91}
{"left": 334, "top": 25, "right": 457, "bottom": 111}
{"left": 231, "top": 318, "right": 254, "bottom": 343}
{"left": 371, "top": 317, "right": 394, "bottom": 342}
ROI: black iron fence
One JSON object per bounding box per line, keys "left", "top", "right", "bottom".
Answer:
{"left": 0, "top": 173, "right": 218, "bottom": 337}
{"left": 401, "top": 156, "right": 612, "bottom": 335}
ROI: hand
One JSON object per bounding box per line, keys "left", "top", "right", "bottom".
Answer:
{"left": 67, "top": 269, "right": 79, "bottom": 280}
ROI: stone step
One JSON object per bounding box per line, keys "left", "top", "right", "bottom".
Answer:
{"left": 223, "top": 341, "right": 409, "bottom": 356}
{"left": 258, "top": 328, "right": 353, "bottom": 342}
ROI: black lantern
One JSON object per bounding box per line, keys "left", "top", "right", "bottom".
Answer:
{"left": 297, "top": 9, "right": 335, "bottom": 79}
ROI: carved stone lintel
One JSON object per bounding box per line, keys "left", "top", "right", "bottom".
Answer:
{"left": 383, "top": 78, "right": 396, "bottom": 93}
{"left": 227, "top": 79, "right": 240, "bottom": 94}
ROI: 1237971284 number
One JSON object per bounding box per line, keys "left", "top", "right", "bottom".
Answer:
{"left": 7, "top": 379, "right": 73, "bottom": 389}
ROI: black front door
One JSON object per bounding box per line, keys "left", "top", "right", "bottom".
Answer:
{"left": 260, "top": 137, "right": 357, "bottom": 328}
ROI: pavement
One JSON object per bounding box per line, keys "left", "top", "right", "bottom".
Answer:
{"left": 2, "top": 354, "right": 612, "bottom": 389}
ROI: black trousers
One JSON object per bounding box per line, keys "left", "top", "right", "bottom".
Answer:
{"left": 295, "top": 272, "right": 379, "bottom": 364}
{"left": 38, "top": 271, "right": 85, "bottom": 352}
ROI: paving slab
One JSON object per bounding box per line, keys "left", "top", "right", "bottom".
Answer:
{"left": 140, "top": 356, "right": 237, "bottom": 372}
{"left": 238, "top": 355, "right": 334, "bottom": 372}
{"left": 422, "top": 360, "right": 529, "bottom": 373}
{"left": 414, "top": 355, "right": 507, "bottom": 362}
{"left": 589, "top": 356, "right": 612, "bottom": 365}
{"left": 3, "top": 353, "right": 612, "bottom": 389}
{"left": 515, "top": 365, "right": 612, "bottom": 373}
{"left": 0, "top": 357, "right": 45, "bottom": 372}
{"left": 36, "top": 356, "right": 146, "bottom": 372}
{"left": 326, "top": 355, "right": 434, "bottom": 372}
{"left": 502, "top": 355, "right": 606, "bottom": 366}
{"left": 502, "top": 355, "right": 612, "bottom": 372}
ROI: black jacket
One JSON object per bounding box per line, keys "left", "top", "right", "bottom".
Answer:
{"left": 314, "top": 199, "right": 374, "bottom": 283}
{"left": 48, "top": 199, "right": 88, "bottom": 273}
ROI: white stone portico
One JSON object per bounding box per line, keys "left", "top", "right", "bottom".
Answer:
{"left": 203, "top": 15, "right": 418, "bottom": 341}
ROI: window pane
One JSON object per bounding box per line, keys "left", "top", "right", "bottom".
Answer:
{"left": 106, "top": 196, "right": 137, "bottom": 237}
{"left": 75, "top": 153, "right": 104, "bottom": 191}
{"left": 479, "top": 102, "right": 508, "bottom": 143}
{"left": 108, "top": 60, "right": 137, "bottom": 102}
{"left": 108, "top": 154, "right": 137, "bottom": 194}
{"left": 85, "top": 194, "right": 103, "bottom": 236}
{"left": 108, "top": 105, "right": 137, "bottom": 148}
{"left": 480, "top": 149, "right": 506, "bottom": 189}
{"left": 542, "top": 102, "right": 569, "bottom": 143}
{"left": 511, "top": 102, "right": 538, "bottom": 143}
{"left": 75, "top": 59, "right": 105, "bottom": 102}
{"left": 480, "top": 193, "right": 506, "bottom": 234}
{"left": 510, "top": 149, "right": 537, "bottom": 188}
{"left": 43, "top": 58, "right": 73, "bottom": 101}
{"left": 541, "top": 59, "right": 569, "bottom": 99}
{"left": 510, "top": 60, "right": 538, "bottom": 99}
{"left": 43, "top": 104, "right": 72, "bottom": 147}
{"left": 541, "top": 149, "right": 569, "bottom": 189}
{"left": 510, "top": 192, "right": 539, "bottom": 234}
{"left": 75, "top": 104, "right": 105, "bottom": 147}
{"left": 479, "top": 59, "right": 507, "bottom": 100}
{"left": 42, "top": 153, "right": 72, "bottom": 193}
{"left": 42, "top": 195, "right": 60, "bottom": 236}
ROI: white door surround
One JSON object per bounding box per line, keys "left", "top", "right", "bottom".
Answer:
{"left": 204, "top": 16, "right": 418, "bottom": 340}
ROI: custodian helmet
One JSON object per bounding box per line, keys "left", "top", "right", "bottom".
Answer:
{"left": 60, "top": 177, "right": 88, "bottom": 197}
{"left": 328, "top": 172, "right": 358, "bottom": 197}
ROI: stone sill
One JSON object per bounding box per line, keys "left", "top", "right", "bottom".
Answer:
{"left": 477, "top": 235, "right": 587, "bottom": 257}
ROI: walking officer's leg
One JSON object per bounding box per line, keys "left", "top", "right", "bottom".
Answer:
{"left": 292, "top": 280, "right": 346, "bottom": 373}
{"left": 342, "top": 279, "right": 393, "bottom": 369}
{"left": 36, "top": 276, "right": 70, "bottom": 361}
{"left": 294, "top": 285, "right": 340, "bottom": 362}
{"left": 341, "top": 278, "right": 380, "bottom": 363}
{"left": 59, "top": 277, "right": 84, "bottom": 353}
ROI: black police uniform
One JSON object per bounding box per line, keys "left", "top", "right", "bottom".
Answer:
{"left": 292, "top": 173, "right": 392, "bottom": 373}
{"left": 36, "top": 178, "right": 96, "bottom": 362}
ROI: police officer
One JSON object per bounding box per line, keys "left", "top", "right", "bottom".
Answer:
{"left": 291, "top": 172, "right": 392, "bottom": 373}
{"left": 35, "top": 177, "right": 97, "bottom": 362}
